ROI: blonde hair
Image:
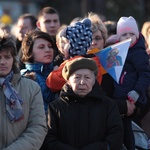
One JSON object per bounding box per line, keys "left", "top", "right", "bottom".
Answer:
{"left": 141, "top": 21, "right": 150, "bottom": 41}
{"left": 56, "top": 24, "right": 67, "bottom": 43}
{"left": 141, "top": 21, "right": 150, "bottom": 49}
{"left": 86, "top": 12, "right": 108, "bottom": 44}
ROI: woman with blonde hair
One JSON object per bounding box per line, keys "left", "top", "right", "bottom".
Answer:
{"left": 86, "top": 12, "right": 114, "bottom": 97}
{"left": 141, "top": 21, "right": 150, "bottom": 56}
{"left": 86, "top": 12, "right": 108, "bottom": 53}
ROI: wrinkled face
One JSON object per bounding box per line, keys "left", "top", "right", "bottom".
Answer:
{"left": 120, "top": 32, "right": 137, "bottom": 46}
{"left": 68, "top": 69, "right": 95, "bottom": 97}
{"left": 17, "top": 18, "right": 33, "bottom": 41}
{"left": 32, "top": 38, "right": 54, "bottom": 64}
{"left": 37, "top": 13, "right": 60, "bottom": 36}
{"left": 0, "top": 51, "right": 13, "bottom": 77}
{"left": 88, "top": 30, "right": 104, "bottom": 51}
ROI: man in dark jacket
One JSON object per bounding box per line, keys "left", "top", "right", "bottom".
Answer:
{"left": 41, "top": 57, "right": 123, "bottom": 150}
{"left": 14, "top": 13, "right": 37, "bottom": 69}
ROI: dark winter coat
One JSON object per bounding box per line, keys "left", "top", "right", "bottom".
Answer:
{"left": 42, "top": 81, "right": 124, "bottom": 150}
{"left": 113, "top": 34, "right": 150, "bottom": 114}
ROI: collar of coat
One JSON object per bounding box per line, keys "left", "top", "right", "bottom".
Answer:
{"left": 60, "top": 80, "right": 106, "bottom": 102}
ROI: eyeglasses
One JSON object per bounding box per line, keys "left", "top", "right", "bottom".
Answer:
{"left": 92, "top": 36, "right": 103, "bottom": 41}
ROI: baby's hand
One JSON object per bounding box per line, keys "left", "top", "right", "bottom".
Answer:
{"left": 24, "top": 72, "right": 36, "bottom": 80}
{"left": 126, "top": 100, "right": 136, "bottom": 116}
{"left": 53, "top": 66, "right": 59, "bottom": 70}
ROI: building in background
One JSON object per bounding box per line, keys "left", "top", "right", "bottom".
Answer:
{"left": 0, "top": 0, "right": 150, "bottom": 30}
{"left": 0, "top": 1, "right": 40, "bottom": 24}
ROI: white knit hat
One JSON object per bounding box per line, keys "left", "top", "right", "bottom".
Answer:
{"left": 117, "top": 16, "right": 139, "bottom": 40}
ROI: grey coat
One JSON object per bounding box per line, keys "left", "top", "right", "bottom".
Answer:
{"left": 0, "top": 73, "right": 47, "bottom": 150}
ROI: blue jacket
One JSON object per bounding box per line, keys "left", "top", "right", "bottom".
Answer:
{"left": 21, "top": 63, "right": 55, "bottom": 112}
{"left": 113, "top": 34, "right": 150, "bottom": 105}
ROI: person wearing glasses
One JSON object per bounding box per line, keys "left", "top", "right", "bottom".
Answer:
{"left": 86, "top": 12, "right": 114, "bottom": 98}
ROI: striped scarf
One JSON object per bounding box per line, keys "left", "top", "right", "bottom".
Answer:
{"left": 0, "top": 71, "right": 24, "bottom": 123}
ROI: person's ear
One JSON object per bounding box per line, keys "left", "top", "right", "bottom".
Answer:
{"left": 36, "top": 21, "right": 41, "bottom": 29}
{"left": 67, "top": 80, "right": 71, "bottom": 86}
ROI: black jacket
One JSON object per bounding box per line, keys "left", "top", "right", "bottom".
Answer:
{"left": 42, "top": 81, "right": 123, "bottom": 150}
{"left": 113, "top": 34, "right": 150, "bottom": 105}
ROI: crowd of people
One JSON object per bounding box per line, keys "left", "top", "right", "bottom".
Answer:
{"left": 0, "top": 6, "right": 150, "bottom": 150}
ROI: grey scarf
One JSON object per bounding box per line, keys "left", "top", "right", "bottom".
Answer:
{"left": 0, "top": 71, "right": 24, "bottom": 123}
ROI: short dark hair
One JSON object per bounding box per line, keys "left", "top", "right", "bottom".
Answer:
{"left": 22, "top": 30, "right": 55, "bottom": 63}
{"left": 0, "top": 29, "right": 19, "bottom": 73}
{"left": 37, "top": 6, "right": 60, "bottom": 19}
{"left": 18, "top": 13, "right": 37, "bottom": 29}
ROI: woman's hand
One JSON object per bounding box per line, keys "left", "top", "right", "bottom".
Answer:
{"left": 126, "top": 100, "right": 136, "bottom": 116}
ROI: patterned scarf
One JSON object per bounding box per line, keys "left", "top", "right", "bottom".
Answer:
{"left": 0, "top": 71, "right": 24, "bottom": 123}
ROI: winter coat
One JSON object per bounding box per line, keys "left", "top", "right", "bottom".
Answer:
{"left": 21, "top": 63, "right": 56, "bottom": 112}
{"left": 113, "top": 34, "right": 150, "bottom": 113}
{"left": 42, "top": 81, "right": 124, "bottom": 150}
{"left": 46, "top": 54, "right": 103, "bottom": 92}
{"left": 0, "top": 73, "right": 47, "bottom": 150}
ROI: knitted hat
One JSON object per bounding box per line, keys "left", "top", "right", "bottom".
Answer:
{"left": 66, "top": 18, "right": 92, "bottom": 57}
{"left": 117, "top": 16, "right": 139, "bottom": 40}
{"left": 62, "top": 57, "right": 98, "bottom": 80}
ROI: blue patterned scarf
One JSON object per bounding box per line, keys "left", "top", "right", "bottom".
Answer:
{"left": 0, "top": 71, "right": 24, "bottom": 123}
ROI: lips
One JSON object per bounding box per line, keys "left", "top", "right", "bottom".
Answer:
{"left": 78, "top": 88, "right": 86, "bottom": 91}
{"left": 0, "top": 67, "right": 7, "bottom": 70}
{"left": 44, "top": 55, "right": 52, "bottom": 58}
{"left": 50, "top": 29, "right": 56, "bottom": 33}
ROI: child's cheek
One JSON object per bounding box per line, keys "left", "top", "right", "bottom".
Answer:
{"left": 64, "top": 43, "right": 70, "bottom": 58}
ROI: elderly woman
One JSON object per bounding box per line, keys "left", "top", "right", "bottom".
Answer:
{"left": 0, "top": 30, "right": 47, "bottom": 149}
{"left": 41, "top": 57, "right": 124, "bottom": 150}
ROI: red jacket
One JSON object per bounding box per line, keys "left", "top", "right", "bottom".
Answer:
{"left": 46, "top": 55, "right": 103, "bottom": 92}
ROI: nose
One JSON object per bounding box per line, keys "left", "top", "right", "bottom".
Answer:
{"left": 126, "top": 34, "right": 131, "bottom": 39}
{"left": 80, "top": 77, "right": 86, "bottom": 85}
{"left": 0, "top": 58, "right": 6, "bottom": 64}
{"left": 50, "top": 21, "right": 55, "bottom": 27}
{"left": 45, "top": 46, "right": 53, "bottom": 52}
{"left": 91, "top": 39, "right": 96, "bottom": 45}
{"left": 88, "top": 41, "right": 96, "bottom": 51}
